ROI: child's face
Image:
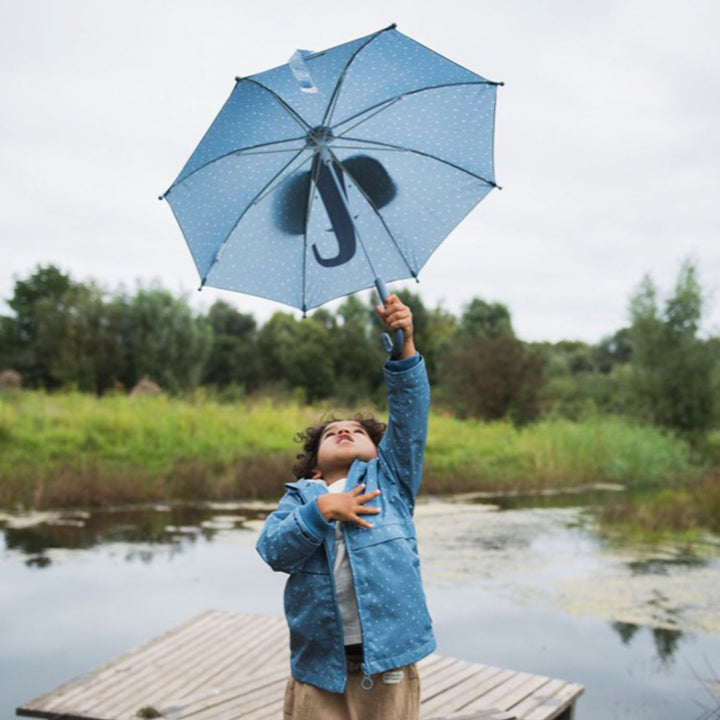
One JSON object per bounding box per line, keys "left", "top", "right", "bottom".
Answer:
{"left": 313, "top": 420, "right": 378, "bottom": 480}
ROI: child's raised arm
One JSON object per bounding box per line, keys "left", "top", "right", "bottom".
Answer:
{"left": 375, "top": 295, "right": 430, "bottom": 508}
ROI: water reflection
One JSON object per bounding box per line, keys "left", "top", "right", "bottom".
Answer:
{"left": 627, "top": 555, "right": 708, "bottom": 574}
{"left": 1, "top": 498, "right": 716, "bottom": 673}
{"left": 610, "top": 621, "right": 684, "bottom": 665}
{"left": 0, "top": 505, "right": 268, "bottom": 568}
{"left": 612, "top": 620, "right": 640, "bottom": 644}
{"left": 467, "top": 485, "right": 627, "bottom": 510}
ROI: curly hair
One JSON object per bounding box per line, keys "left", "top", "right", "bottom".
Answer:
{"left": 292, "top": 412, "right": 387, "bottom": 480}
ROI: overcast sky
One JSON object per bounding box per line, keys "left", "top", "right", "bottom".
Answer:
{"left": 2, "top": 0, "right": 718, "bottom": 342}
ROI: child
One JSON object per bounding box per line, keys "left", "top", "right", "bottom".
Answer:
{"left": 256, "top": 295, "right": 435, "bottom": 720}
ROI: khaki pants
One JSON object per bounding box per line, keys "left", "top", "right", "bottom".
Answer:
{"left": 283, "top": 662, "right": 420, "bottom": 720}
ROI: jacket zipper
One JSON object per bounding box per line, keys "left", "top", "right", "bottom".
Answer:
{"left": 342, "top": 515, "right": 374, "bottom": 690}
{"left": 297, "top": 485, "right": 349, "bottom": 690}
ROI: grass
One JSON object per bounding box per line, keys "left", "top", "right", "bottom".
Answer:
{"left": 0, "top": 389, "right": 706, "bottom": 510}
{"left": 424, "top": 413, "right": 700, "bottom": 493}
{"left": 595, "top": 469, "right": 720, "bottom": 544}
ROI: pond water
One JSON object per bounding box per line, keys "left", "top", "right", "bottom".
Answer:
{"left": 1, "top": 490, "right": 719, "bottom": 720}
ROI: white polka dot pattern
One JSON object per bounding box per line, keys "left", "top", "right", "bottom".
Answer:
{"left": 164, "top": 26, "right": 500, "bottom": 310}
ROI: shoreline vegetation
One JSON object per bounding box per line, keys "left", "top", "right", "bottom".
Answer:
{"left": 3, "top": 262, "right": 719, "bottom": 545}
{"left": 2, "top": 390, "right": 718, "bottom": 544}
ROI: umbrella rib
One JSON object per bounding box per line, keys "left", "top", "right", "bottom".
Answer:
{"left": 252, "top": 152, "right": 314, "bottom": 207}
{"left": 200, "top": 148, "right": 309, "bottom": 286}
{"left": 242, "top": 78, "right": 313, "bottom": 132}
{"left": 229, "top": 147, "right": 308, "bottom": 156}
{"left": 332, "top": 97, "right": 404, "bottom": 139}
{"left": 162, "top": 136, "right": 306, "bottom": 197}
{"left": 332, "top": 80, "right": 499, "bottom": 137}
{"left": 326, "top": 148, "right": 417, "bottom": 279}
{"left": 339, "top": 135, "right": 499, "bottom": 187}
{"left": 321, "top": 24, "right": 395, "bottom": 128}
{"left": 330, "top": 144, "right": 407, "bottom": 152}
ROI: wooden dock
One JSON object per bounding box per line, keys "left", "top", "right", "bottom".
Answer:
{"left": 17, "top": 610, "right": 583, "bottom": 720}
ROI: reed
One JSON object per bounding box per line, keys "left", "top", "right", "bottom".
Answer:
{"left": 423, "top": 414, "right": 700, "bottom": 493}
{"left": 0, "top": 390, "right": 703, "bottom": 509}
{"left": 596, "top": 469, "right": 720, "bottom": 541}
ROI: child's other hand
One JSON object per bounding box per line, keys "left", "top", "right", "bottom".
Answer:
{"left": 375, "top": 294, "right": 416, "bottom": 359}
{"left": 317, "top": 485, "right": 381, "bottom": 529}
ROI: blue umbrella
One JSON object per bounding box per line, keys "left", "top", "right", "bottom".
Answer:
{"left": 161, "top": 24, "right": 501, "bottom": 354}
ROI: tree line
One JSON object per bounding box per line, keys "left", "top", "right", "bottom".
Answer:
{"left": 1, "top": 261, "right": 718, "bottom": 437}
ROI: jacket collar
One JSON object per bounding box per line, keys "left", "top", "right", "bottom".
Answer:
{"left": 285, "top": 458, "right": 377, "bottom": 499}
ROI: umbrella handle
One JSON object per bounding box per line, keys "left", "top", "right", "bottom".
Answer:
{"left": 318, "top": 153, "right": 404, "bottom": 359}
{"left": 374, "top": 278, "right": 404, "bottom": 359}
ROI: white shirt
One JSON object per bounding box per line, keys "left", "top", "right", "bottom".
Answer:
{"left": 324, "top": 478, "right": 363, "bottom": 645}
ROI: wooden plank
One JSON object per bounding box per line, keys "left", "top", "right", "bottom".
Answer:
{"left": 133, "top": 613, "right": 279, "bottom": 693}
{"left": 508, "top": 678, "right": 566, "bottom": 719}
{"left": 171, "top": 667, "right": 290, "bottom": 719}
{"left": 237, "top": 621, "right": 288, "bottom": 671}
{"left": 421, "top": 659, "right": 485, "bottom": 701}
{"left": 239, "top": 699, "right": 284, "bottom": 720}
{"left": 498, "top": 676, "right": 552, "bottom": 711}
{"left": 117, "top": 665, "right": 290, "bottom": 720}
{"left": 421, "top": 666, "right": 509, "bottom": 716}
{"left": 192, "top": 623, "right": 289, "bottom": 691}
{"left": 97, "top": 615, "right": 281, "bottom": 720}
{"left": 418, "top": 653, "right": 457, "bottom": 678}
{"left": 41, "top": 611, "right": 236, "bottom": 718}
{"left": 419, "top": 653, "right": 458, "bottom": 671}
{"left": 111, "top": 621, "right": 285, "bottom": 720}
{"left": 463, "top": 672, "right": 551, "bottom": 713}
{"left": 418, "top": 652, "right": 444, "bottom": 668}
{"left": 176, "top": 620, "right": 288, "bottom": 705}
{"left": 520, "top": 682, "right": 584, "bottom": 720}
{"left": 185, "top": 679, "right": 287, "bottom": 720}
{"left": 75, "top": 612, "right": 269, "bottom": 719}
{"left": 19, "top": 610, "right": 219, "bottom": 714}
{"left": 421, "top": 656, "right": 468, "bottom": 680}
{"left": 22, "top": 611, "right": 222, "bottom": 717}
{"left": 36, "top": 610, "right": 232, "bottom": 713}
{"left": 425, "top": 712, "right": 516, "bottom": 720}
{"left": 421, "top": 666, "right": 512, "bottom": 717}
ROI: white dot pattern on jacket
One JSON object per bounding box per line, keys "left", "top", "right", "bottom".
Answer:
{"left": 256, "top": 356, "right": 436, "bottom": 694}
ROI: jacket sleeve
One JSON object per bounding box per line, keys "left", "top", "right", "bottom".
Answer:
{"left": 377, "top": 353, "right": 431, "bottom": 506}
{"left": 256, "top": 490, "right": 333, "bottom": 574}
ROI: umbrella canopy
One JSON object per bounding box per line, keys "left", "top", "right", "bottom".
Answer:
{"left": 162, "top": 24, "right": 501, "bottom": 314}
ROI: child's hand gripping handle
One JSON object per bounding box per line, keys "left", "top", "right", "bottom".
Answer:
{"left": 374, "top": 278, "right": 404, "bottom": 359}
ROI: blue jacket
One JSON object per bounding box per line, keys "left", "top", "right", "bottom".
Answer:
{"left": 256, "top": 354, "right": 435, "bottom": 693}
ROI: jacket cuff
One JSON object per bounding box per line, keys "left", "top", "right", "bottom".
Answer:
{"left": 384, "top": 352, "right": 421, "bottom": 374}
{"left": 296, "top": 499, "right": 333, "bottom": 541}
